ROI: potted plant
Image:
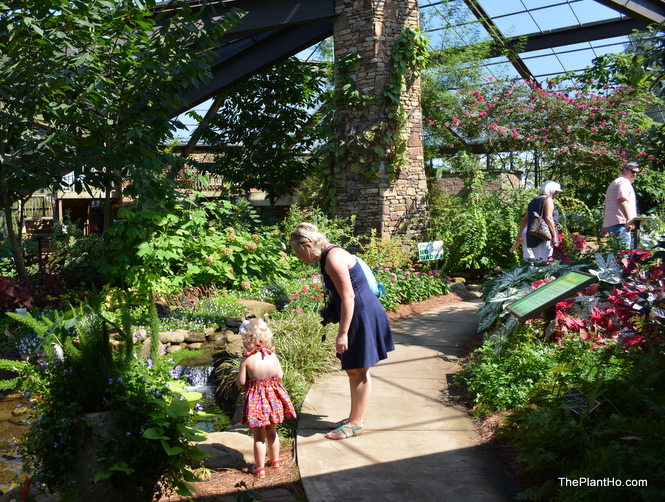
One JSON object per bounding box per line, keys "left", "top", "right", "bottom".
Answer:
{"left": 5, "top": 302, "right": 209, "bottom": 501}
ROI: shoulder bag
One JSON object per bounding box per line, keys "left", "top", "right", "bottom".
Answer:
{"left": 528, "top": 198, "right": 552, "bottom": 241}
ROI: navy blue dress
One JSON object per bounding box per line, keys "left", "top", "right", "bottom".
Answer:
{"left": 321, "top": 249, "right": 394, "bottom": 370}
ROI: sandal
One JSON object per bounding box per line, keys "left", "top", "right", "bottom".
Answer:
{"left": 327, "top": 418, "right": 349, "bottom": 430}
{"left": 266, "top": 459, "right": 282, "bottom": 469}
{"left": 248, "top": 465, "right": 266, "bottom": 478}
{"left": 325, "top": 423, "right": 364, "bottom": 440}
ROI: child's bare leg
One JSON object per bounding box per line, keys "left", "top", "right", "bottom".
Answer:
{"left": 251, "top": 426, "right": 267, "bottom": 468}
{"left": 266, "top": 424, "right": 279, "bottom": 462}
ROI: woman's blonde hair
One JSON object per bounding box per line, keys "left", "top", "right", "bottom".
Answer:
{"left": 240, "top": 318, "right": 273, "bottom": 347}
{"left": 290, "top": 223, "right": 330, "bottom": 252}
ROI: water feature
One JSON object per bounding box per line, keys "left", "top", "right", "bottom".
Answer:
{"left": 0, "top": 356, "right": 232, "bottom": 496}
{"left": 174, "top": 355, "right": 233, "bottom": 433}
{"left": 0, "top": 392, "right": 30, "bottom": 494}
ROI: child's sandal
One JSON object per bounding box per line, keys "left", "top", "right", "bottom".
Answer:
{"left": 267, "top": 459, "right": 282, "bottom": 469}
{"left": 248, "top": 465, "right": 266, "bottom": 478}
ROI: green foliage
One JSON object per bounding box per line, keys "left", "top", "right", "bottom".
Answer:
{"left": 0, "top": 357, "right": 28, "bottom": 392}
{"left": 505, "top": 351, "right": 665, "bottom": 501}
{"left": 420, "top": 0, "right": 510, "bottom": 162}
{"left": 374, "top": 267, "right": 450, "bottom": 311}
{"left": 456, "top": 331, "right": 556, "bottom": 414}
{"left": 47, "top": 218, "right": 105, "bottom": 291}
{"left": 553, "top": 194, "right": 596, "bottom": 235}
{"left": 279, "top": 275, "right": 327, "bottom": 315}
{"left": 314, "top": 28, "right": 429, "bottom": 209}
{"left": 234, "top": 481, "right": 261, "bottom": 502}
{"left": 358, "top": 229, "right": 413, "bottom": 269}
{"left": 279, "top": 205, "right": 364, "bottom": 278}
{"left": 436, "top": 74, "right": 657, "bottom": 208}
{"left": 101, "top": 196, "right": 290, "bottom": 294}
{"left": 107, "top": 293, "right": 248, "bottom": 333}
{"left": 0, "top": 0, "right": 244, "bottom": 281}
{"left": 268, "top": 312, "right": 339, "bottom": 412}
{"left": 462, "top": 248, "right": 665, "bottom": 500}
{"left": 641, "top": 23, "right": 665, "bottom": 174}
{"left": 196, "top": 57, "right": 328, "bottom": 206}
{"left": 428, "top": 166, "right": 533, "bottom": 276}
{"left": 13, "top": 305, "right": 210, "bottom": 500}
{"left": 476, "top": 259, "right": 596, "bottom": 346}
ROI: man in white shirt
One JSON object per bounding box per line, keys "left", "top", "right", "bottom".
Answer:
{"left": 602, "top": 161, "right": 639, "bottom": 249}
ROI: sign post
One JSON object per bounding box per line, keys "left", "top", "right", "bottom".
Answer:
{"left": 626, "top": 215, "right": 652, "bottom": 250}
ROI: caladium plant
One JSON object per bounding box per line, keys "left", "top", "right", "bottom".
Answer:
{"left": 479, "top": 249, "right": 665, "bottom": 351}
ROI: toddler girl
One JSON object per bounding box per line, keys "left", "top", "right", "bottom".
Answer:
{"left": 236, "top": 317, "right": 296, "bottom": 477}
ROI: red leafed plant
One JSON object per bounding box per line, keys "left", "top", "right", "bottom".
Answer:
{"left": 553, "top": 250, "right": 665, "bottom": 348}
{"left": 552, "top": 231, "right": 588, "bottom": 263}
{"left": 0, "top": 277, "right": 33, "bottom": 311}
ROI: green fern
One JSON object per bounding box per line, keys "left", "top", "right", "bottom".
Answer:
{"left": 0, "top": 358, "right": 28, "bottom": 391}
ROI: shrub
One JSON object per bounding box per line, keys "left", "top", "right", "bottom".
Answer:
{"left": 279, "top": 275, "right": 326, "bottom": 315}
{"left": 455, "top": 329, "right": 556, "bottom": 414}
{"left": 101, "top": 196, "right": 291, "bottom": 294}
{"left": 504, "top": 350, "right": 665, "bottom": 501}
{"left": 47, "top": 219, "right": 105, "bottom": 291}
{"left": 428, "top": 172, "right": 533, "bottom": 276}
{"left": 461, "top": 247, "right": 665, "bottom": 500}
{"left": 359, "top": 230, "right": 412, "bottom": 269}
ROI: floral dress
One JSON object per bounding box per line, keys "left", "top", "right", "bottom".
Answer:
{"left": 240, "top": 347, "right": 297, "bottom": 428}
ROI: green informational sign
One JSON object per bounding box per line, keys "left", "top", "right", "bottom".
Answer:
{"left": 506, "top": 271, "right": 598, "bottom": 322}
{"left": 418, "top": 241, "right": 444, "bottom": 261}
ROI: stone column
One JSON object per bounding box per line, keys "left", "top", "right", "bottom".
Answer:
{"left": 331, "top": 0, "right": 428, "bottom": 241}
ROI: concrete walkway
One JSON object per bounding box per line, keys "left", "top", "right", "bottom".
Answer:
{"left": 296, "top": 299, "right": 519, "bottom": 502}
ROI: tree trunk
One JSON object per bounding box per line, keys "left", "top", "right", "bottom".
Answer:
{"left": 2, "top": 188, "right": 29, "bottom": 282}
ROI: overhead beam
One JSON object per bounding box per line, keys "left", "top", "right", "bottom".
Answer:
{"left": 461, "top": 0, "right": 536, "bottom": 81}
{"left": 155, "top": 0, "right": 336, "bottom": 35}
{"left": 505, "top": 17, "right": 647, "bottom": 54}
{"left": 175, "top": 19, "right": 333, "bottom": 115}
{"left": 593, "top": 0, "right": 665, "bottom": 25}
{"left": 163, "top": 0, "right": 335, "bottom": 116}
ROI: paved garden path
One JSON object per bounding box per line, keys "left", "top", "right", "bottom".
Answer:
{"left": 296, "top": 298, "right": 520, "bottom": 501}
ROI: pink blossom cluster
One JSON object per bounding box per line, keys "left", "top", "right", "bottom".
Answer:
{"left": 427, "top": 77, "right": 659, "bottom": 177}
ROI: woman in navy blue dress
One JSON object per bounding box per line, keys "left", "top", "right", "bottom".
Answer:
{"left": 290, "top": 223, "right": 394, "bottom": 439}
